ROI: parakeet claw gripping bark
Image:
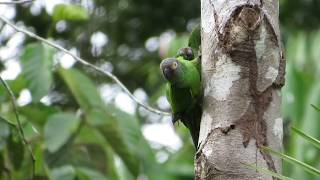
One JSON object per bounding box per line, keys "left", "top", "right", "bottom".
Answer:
{"left": 160, "top": 47, "right": 202, "bottom": 149}
{"left": 172, "top": 114, "right": 181, "bottom": 124}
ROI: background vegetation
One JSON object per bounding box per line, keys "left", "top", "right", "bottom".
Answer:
{"left": 0, "top": 0, "right": 319, "bottom": 179}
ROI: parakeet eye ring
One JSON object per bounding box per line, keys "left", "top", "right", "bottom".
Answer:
{"left": 172, "top": 62, "right": 178, "bottom": 69}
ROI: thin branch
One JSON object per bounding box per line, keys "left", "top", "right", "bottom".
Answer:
{"left": 0, "top": 0, "right": 34, "bottom": 4}
{"left": 0, "top": 15, "right": 170, "bottom": 116}
{"left": 0, "top": 75, "right": 35, "bottom": 179}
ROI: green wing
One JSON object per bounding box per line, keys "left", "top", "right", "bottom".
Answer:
{"left": 191, "top": 57, "right": 201, "bottom": 72}
{"left": 165, "top": 83, "right": 174, "bottom": 111}
{"left": 175, "top": 58, "right": 201, "bottom": 99}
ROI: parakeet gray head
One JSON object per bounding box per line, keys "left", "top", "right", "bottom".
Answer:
{"left": 160, "top": 58, "right": 182, "bottom": 84}
{"left": 177, "top": 47, "right": 194, "bottom": 60}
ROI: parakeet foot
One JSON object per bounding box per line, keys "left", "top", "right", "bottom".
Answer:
{"left": 171, "top": 114, "right": 181, "bottom": 124}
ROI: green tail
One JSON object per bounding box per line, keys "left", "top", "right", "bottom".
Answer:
{"left": 180, "top": 104, "right": 202, "bottom": 149}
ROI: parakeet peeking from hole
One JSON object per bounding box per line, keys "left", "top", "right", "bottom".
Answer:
{"left": 160, "top": 47, "right": 202, "bottom": 149}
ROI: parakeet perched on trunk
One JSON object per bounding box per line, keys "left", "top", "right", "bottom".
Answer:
{"left": 160, "top": 47, "right": 202, "bottom": 149}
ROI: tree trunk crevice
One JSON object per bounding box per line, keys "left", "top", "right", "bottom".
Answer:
{"left": 196, "top": 0, "right": 284, "bottom": 179}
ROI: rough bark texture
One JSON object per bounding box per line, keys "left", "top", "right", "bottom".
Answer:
{"left": 195, "top": 0, "right": 285, "bottom": 179}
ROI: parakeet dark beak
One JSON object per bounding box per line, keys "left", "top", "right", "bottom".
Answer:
{"left": 163, "top": 67, "right": 173, "bottom": 80}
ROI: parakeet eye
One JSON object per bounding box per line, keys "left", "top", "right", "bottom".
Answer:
{"left": 172, "top": 62, "right": 178, "bottom": 69}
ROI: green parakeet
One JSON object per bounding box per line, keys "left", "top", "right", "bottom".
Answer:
{"left": 160, "top": 47, "right": 202, "bottom": 149}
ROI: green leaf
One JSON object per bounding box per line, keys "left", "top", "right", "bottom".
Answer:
{"left": 19, "top": 103, "right": 59, "bottom": 126}
{"left": 7, "top": 75, "right": 27, "bottom": 95}
{"left": 53, "top": 4, "right": 89, "bottom": 22}
{"left": 34, "top": 145, "right": 46, "bottom": 176}
{"left": 58, "top": 68, "right": 104, "bottom": 111}
{"left": 59, "top": 68, "right": 171, "bottom": 178}
{"left": 58, "top": 68, "right": 140, "bottom": 176}
{"left": 7, "top": 131, "right": 24, "bottom": 170}
{"left": 105, "top": 106, "right": 173, "bottom": 180}
{"left": 262, "top": 146, "right": 320, "bottom": 176}
{"left": 76, "top": 167, "right": 107, "bottom": 180}
{"left": 44, "top": 113, "right": 80, "bottom": 153}
{"left": 87, "top": 108, "right": 140, "bottom": 176}
{"left": 0, "top": 75, "right": 27, "bottom": 103}
{"left": 0, "top": 115, "right": 15, "bottom": 126}
{"left": 291, "top": 127, "right": 320, "bottom": 150}
{"left": 168, "top": 35, "right": 188, "bottom": 57}
{"left": 20, "top": 43, "right": 55, "bottom": 102}
{"left": 243, "top": 163, "right": 294, "bottom": 180}
{"left": 104, "top": 146, "right": 119, "bottom": 180}
{"left": 0, "top": 119, "right": 10, "bottom": 150}
{"left": 188, "top": 24, "right": 201, "bottom": 54}
{"left": 75, "top": 128, "right": 119, "bottom": 180}
{"left": 75, "top": 126, "right": 106, "bottom": 145}
{"left": 50, "top": 165, "right": 75, "bottom": 180}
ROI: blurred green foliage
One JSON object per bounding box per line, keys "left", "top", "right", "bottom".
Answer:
{"left": 52, "top": 4, "right": 89, "bottom": 22}
{"left": 0, "top": 0, "right": 319, "bottom": 179}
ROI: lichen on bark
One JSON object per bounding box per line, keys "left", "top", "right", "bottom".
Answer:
{"left": 196, "top": 0, "right": 284, "bottom": 179}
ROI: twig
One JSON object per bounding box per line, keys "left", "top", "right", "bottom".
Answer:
{"left": 0, "top": 0, "right": 34, "bottom": 4}
{"left": 0, "top": 75, "right": 35, "bottom": 179}
{"left": 0, "top": 15, "right": 170, "bottom": 116}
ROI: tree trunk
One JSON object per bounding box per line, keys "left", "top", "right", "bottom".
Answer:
{"left": 195, "top": 0, "right": 285, "bottom": 179}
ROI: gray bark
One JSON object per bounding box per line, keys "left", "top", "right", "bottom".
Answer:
{"left": 195, "top": 0, "right": 285, "bottom": 179}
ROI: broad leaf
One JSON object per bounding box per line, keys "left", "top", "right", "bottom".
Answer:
{"left": 19, "top": 103, "right": 59, "bottom": 126}
{"left": 59, "top": 68, "right": 140, "bottom": 176}
{"left": 75, "top": 128, "right": 119, "bottom": 179}
{"left": 76, "top": 167, "right": 107, "bottom": 180}
{"left": 51, "top": 165, "right": 75, "bottom": 180}
{"left": 44, "top": 113, "right": 80, "bottom": 153}
{"left": 97, "top": 106, "right": 171, "bottom": 180}
{"left": 75, "top": 126, "right": 106, "bottom": 145}
{"left": 58, "top": 68, "right": 103, "bottom": 111}
{"left": 7, "top": 131, "right": 24, "bottom": 170}
{"left": 20, "top": 43, "right": 55, "bottom": 102}
{"left": 59, "top": 68, "right": 170, "bottom": 178}
{"left": 53, "top": 4, "right": 89, "bottom": 22}
{"left": 0, "top": 115, "right": 15, "bottom": 126}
